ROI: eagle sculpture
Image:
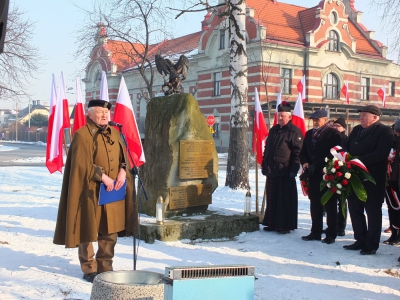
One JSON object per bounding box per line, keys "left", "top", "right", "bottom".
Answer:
{"left": 155, "top": 54, "right": 189, "bottom": 96}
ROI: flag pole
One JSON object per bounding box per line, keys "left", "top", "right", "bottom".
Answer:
{"left": 255, "top": 135, "right": 259, "bottom": 213}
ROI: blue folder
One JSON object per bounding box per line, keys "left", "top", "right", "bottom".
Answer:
{"left": 98, "top": 180, "right": 127, "bottom": 205}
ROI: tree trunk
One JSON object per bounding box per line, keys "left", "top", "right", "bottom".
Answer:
{"left": 225, "top": 0, "right": 249, "bottom": 190}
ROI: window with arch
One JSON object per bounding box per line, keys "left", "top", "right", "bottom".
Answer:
{"left": 328, "top": 30, "right": 339, "bottom": 52}
{"left": 330, "top": 11, "right": 338, "bottom": 25}
{"left": 324, "top": 73, "right": 339, "bottom": 99}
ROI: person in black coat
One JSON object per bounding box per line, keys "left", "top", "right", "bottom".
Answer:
{"left": 261, "top": 101, "right": 303, "bottom": 234}
{"left": 332, "top": 117, "right": 348, "bottom": 236}
{"left": 343, "top": 105, "right": 393, "bottom": 255}
{"left": 299, "top": 109, "right": 342, "bottom": 244}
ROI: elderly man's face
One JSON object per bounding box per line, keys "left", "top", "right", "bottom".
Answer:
{"left": 311, "top": 117, "right": 328, "bottom": 129}
{"left": 88, "top": 107, "right": 109, "bottom": 127}
{"left": 359, "top": 112, "right": 378, "bottom": 128}
{"left": 278, "top": 112, "right": 291, "bottom": 126}
{"left": 333, "top": 123, "right": 345, "bottom": 132}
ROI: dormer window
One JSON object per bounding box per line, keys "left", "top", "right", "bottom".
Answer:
{"left": 330, "top": 11, "right": 338, "bottom": 25}
{"left": 328, "top": 30, "right": 339, "bottom": 52}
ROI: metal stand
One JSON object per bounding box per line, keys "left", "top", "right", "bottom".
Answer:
{"left": 117, "top": 126, "right": 148, "bottom": 271}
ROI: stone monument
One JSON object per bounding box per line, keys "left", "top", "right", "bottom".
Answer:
{"left": 140, "top": 93, "right": 218, "bottom": 217}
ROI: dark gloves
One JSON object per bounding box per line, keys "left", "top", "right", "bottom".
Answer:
{"left": 289, "top": 172, "right": 297, "bottom": 178}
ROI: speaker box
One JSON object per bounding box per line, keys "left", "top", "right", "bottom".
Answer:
{"left": 0, "top": 0, "right": 10, "bottom": 53}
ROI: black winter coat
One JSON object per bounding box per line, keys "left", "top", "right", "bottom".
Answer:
{"left": 261, "top": 121, "right": 303, "bottom": 177}
{"left": 344, "top": 122, "right": 393, "bottom": 202}
{"left": 300, "top": 126, "right": 341, "bottom": 199}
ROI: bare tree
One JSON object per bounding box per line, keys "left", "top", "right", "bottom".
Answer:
{"left": 370, "top": 0, "right": 400, "bottom": 61}
{"left": 0, "top": 5, "right": 41, "bottom": 102}
{"left": 74, "top": 0, "right": 175, "bottom": 101}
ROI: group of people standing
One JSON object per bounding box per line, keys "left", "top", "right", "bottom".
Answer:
{"left": 261, "top": 103, "right": 396, "bottom": 257}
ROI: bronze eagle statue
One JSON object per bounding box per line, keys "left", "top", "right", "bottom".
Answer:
{"left": 155, "top": 54, "right": 189, "bottom": 96}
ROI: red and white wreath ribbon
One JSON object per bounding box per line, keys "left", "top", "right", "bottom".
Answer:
{"left": 330, "top": 146, "right": 369, "bottom": 173}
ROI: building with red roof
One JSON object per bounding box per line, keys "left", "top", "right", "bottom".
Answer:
{"left": 84, "top": 0, "right": 399, "bottom": 148}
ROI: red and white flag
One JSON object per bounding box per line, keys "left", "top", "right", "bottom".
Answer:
{"left": 273, "top": 89, "right": 282, "bottom": 126}
{"left": 378, "top": 84, "right": 386, "bottom": 108}
{"left": 113, "top": 76, "right": 145, "bottom": 168}
{"left": 252, "top": 88, "right": 269, "bottom": 166}
{"left": 45, "top": 74, "right": 58, "bottom": 173}
{"left": 59, "top": 72, "right": 71, "bottom": 131}
{"left": 297, "top": 75, "right": 306, "bottom": 102}
{"left": 72, "top": 78, "right": 86, "bottom": 135}
{"left": 341, "top": 80, "right": 349, "bottom": 104}
{"left": 100, "top": 71, "right": 111, "bottom": 120}
{"left": 292, "top": 93, "right": 306, "bottom": 136}
{"left": 46, "top": 73, "right": 70, "bottom": 174}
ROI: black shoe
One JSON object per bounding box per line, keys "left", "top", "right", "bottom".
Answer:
{"left": 360, "top": 248, "right": 377, "bottom": 255}
{"left": 277, "top": 230, "right": 290, "bottom": 234}
{"left": 337, "top": 230, "right": 345, "bottom": 237}
{"left": 263, "top": 227, "right": 274, "bottom": 232}
{"left": 383, "top": 235, "right": 396, "bottom": 244}
{"left": 301, "top": 233, "right": 321, "bottom": 241}
{"left": 83, "top": 272, "right": 98, "bottom": 283}
{"left": 322, "top": 237, "right": 335, "bottom": 244}
{"left": 343, "top": 242, "right": 364, "bottom": 250}
{"left": 389, "top": 235, "right": 400, "bottom": 245}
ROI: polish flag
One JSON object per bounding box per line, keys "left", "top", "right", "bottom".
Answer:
{"left": 59, "top": 72, "right": 71, "bottom": 131}
{"left": 113, "top": 76, "right": 145, "bottom": 168}
{"left": 46, "top": 73, "right": 69, "bottom": 174}
{"left": 378, "top": 84, "right": 386, "bottom": 108}
{"left": 297, "top": 75, "right": 306, "bottom": 102}
{"left": 72, "top": 78, "right": 86, "bottom": 135}
{"left": 341, "top": 80, "right": 349, "bottom": 104}
{"left": 272, "top": 89, "right": 282, "bottom": 126}
{"left": 292, "top": 93, "right": 306, "bottom": 136}
{"left": 45, "top": 74, "right": 58, "bottom": 173}
{"left": 252, "top": 88, "right": 269, "bottom": 166}
{"left": 100, "top": 71, "right": 111, "bottom": 119}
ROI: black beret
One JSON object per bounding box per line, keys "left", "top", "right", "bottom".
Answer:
{"left": 358, "top": 105, "right": 381, "bottom": 116}
{"left": 88, "top": 99, "right": 112, "bottom": 110}
{"left": 277, "top": 101, "right": 291, "bottom": 112}
{"left": 333, "top": 117, "right": 346, "bottom": 128}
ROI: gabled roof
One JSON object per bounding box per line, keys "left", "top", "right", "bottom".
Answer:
{"left": 247, "top": 0, "right": 382, "bottom": 57}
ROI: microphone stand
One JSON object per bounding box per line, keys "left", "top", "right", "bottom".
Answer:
{"left": 116, "top": 124, "right": 149, "bottom": 271}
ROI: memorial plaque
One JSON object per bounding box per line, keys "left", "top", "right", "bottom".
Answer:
{"left": 169, "top": 184, "right": 212, "bottom": 209}
{"left": 179, "top": 140, "right": 214, "bottom": 179}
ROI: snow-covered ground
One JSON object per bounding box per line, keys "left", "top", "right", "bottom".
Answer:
{"left": 0, "top": 144, "right": 399, "bottom": 299}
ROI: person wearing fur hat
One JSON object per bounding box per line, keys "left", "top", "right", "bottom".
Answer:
{"left": 53, "top": 99, "right": 135, "bottom": 283}
{"left": 261, "top": 101, "right": 303, "bottom": 234}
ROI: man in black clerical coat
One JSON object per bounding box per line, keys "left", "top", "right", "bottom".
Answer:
{"left": 261, "top": 101, "right": 303, "bottom": 234}
{"left": 300, "top": 109, "right": 341, "bottom": 244}
{"left": 343, "top": 105, "right": 393, "bottom": 255}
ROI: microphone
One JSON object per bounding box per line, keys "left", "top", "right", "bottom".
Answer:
{"left": 108, "top": 121, "right": 123, "bottom": 127}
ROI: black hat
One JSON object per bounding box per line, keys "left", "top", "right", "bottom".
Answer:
{"left": 277, "top": 101, "right": 291, "bottom": 112}
{"left": 333, "top": 117, "right": 346, "bottom": 128}
{"left": 358, "top": 105, "right": 381, "bottom": 116}
{"left": 88, "top": 99, "right": 112, "bottom": 110}
{"left": 309, "top": 109, "right": 328, "bottom": 119}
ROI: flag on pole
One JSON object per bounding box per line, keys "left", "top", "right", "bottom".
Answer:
{"left": 72, "top": 78, "right": 86, "bottom": 135}
{"left": 378, "top": 84, "right": 386, "bottom": 108}
{"left": 341, "top": 80, "right": 349, "bottom": 104}
{"left": 292, "top": 93, "right": 306, "bottom": 136}
{"left": 252, "top": 88, "right": 269, "bottom": 166}
{"left": 45, "top": 74, "right": 58, "bottom": 173}
{"left": 113, "top": 76, "right": 145, "bottom": 168}
{"left": 100, "top": 71, "right": 111, "bottom": 120}
{"left": 297, "top": 75, "right": 306, "bottom": 102}
{"left": 59, "top": 71, "right": 71, "bottom": 130}
{"left": 46, "top": 73, "right": 67, "bottom": 174}
{"left": 273, "top": 89, "right": 282, "bottom": 126}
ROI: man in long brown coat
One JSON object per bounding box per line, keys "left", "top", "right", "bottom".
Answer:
{"left": 53, "top": 99, "right": 134, "bottom": 283}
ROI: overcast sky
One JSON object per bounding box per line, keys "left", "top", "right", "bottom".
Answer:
{"left": 2, "top": 0, "right": 395, "bottom": 110}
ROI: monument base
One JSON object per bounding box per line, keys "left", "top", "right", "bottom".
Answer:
{"left": 139, "top": 209, "right": 260, "bottom": 244}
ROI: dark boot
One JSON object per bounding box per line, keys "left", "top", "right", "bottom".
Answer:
{"left": 389, "top": 229, "right": 400, "bottom": 245}
{"left": 383, "top": 229, "right": 398, "bottom": 244}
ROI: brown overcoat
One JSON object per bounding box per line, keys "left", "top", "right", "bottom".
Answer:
{"left": 53, "top": 117, "right": 135, "bottom": 248}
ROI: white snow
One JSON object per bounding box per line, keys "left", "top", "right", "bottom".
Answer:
{"left": 0, "top": 145, "right": 400, "bottom": 299}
